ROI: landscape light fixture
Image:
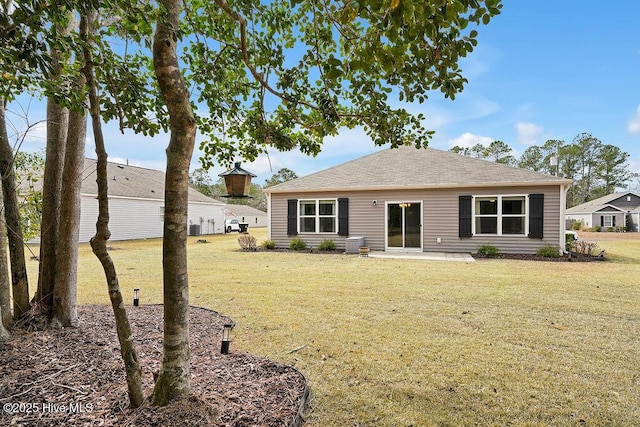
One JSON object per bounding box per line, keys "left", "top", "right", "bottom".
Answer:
{"left": 218, "top": 162, "right": 256, "bottom": 198}
{"left": 133, "top": 288, "right": 140, "bottom": 307}
{"left": 221, "top": 322, "right": 234, "bottom": 354}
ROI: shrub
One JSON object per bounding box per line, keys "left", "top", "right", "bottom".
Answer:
{"left": 238, "top": 234, "right": 257, "bottom": 251}
{"left": 594, "top": 225, "right": 602, "bottom": 232}
{"left": 476, "top": 244, "right": 499, "bottom": 257}
{"left": 317, "top": 239, "right": 337, "bottom": 251}
{"left": 566, "top": 233, "right": 578, "bottom": 252}
{"left": 572, "top": 221, "right": 583, "bottom": 231}
{"left": 289, "top": 238, "right": 307, "bottom": 251}
{"left": 261, "top": 239, "right": 276, "bottom": 250}
{"left": 537, "top": 245, "right": 561, "bottom": 258}
{"left": 572, "top": 241, "right": 602, "bottom": 259}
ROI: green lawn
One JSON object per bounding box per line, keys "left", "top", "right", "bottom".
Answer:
{"left": 25, "top": 230, "right": 640, "bottom": 426}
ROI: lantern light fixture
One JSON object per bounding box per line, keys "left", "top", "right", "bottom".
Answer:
{"left": 133, "top": 288, "right": 140, "bottom": 307}
{"left": 218, "top": 162, "right": 257, "bottom": 198}
{"left": 221, "top": 322, "right": 234, "bottom": 354}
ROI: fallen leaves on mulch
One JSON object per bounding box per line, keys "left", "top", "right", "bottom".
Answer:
{"left": 0, "top": 305, "right": 309, "bottom": 427}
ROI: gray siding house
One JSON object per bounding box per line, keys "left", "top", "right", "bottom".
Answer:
{"left": 565, "top": 191, "right": 640, "bottom": 232}
{"left": 264, "top": 147, "right": 572, "bottom": 254}
{"left": 79, "top": 159, "right": 226, "bottom": 242}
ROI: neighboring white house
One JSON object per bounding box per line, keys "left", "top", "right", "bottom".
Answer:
{"left": 224, "top": 203, "right": 267, "bottom": 228}
{"left": 78, "top": 158, "right": 226, "bottom": 242}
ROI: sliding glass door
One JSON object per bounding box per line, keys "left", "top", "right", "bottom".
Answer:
{"left": 386, "top": 202, "right": 422, "bottom": 250}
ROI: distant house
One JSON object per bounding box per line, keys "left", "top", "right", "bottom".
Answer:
{"left": 224, "top": 203, "right": 267, "bottom": 228}
{"left": 264, "top": 147, "right": 572, "bottom": 254}
{"left": 78, "top": 158, "right": 226, "bottom": 242}
{"left": 565, "top": 191, "right": 640, "bottom": 232}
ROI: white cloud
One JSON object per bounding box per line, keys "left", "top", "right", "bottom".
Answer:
{"left": 628, "top": 105, "right": 640, "bottom": 134}
{"left": 516, "top": 122, "right": 543, "bottom": 146}
{"left": 447, "top": 132, "right": 493, "bottom": 148}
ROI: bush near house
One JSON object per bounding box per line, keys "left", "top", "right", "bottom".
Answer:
{"left": 289, "top": 238, "right": 307, "bottom": 251}
{"left": 261, "top": 239, "right": 276, "bottom": 250}
{"left": 317, "top": 239, "right": 337, "bottom": 251}
{"left": 238, "top": 234, "right": 257, "bottom": 251}
{"left": 476, "top": 244, "right": 499, "bottom": 257}
{"left": 536, "top": 245, "right": 561, "bottom": 258}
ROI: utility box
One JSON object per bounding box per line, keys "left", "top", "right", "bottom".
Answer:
{"left": 345, "top": 236, "right": 365, "bottom": 254}
{"left": 189, "top": 224, "right": 201, "bottom": 236}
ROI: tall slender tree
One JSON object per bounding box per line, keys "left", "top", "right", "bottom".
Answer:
{"left": 0, "top": 184, "right": 11, "bottom": 329}
{"left": 596, "top": 144, "right": 630, "bottom": 195}
{"left": 51, "top": 80, "right": 87, "bottom": 327}
{"left": 82, "top": 7, "right": 144, "bottom": 407}
{"left": 151, "top": 0, "right": 197, "bottom": 405}
{"left": 34, "top": 9, "right": 74, "bottom": 316}
{"left": 572, "top": 133, "right": 602, "bottom": 203}
{"left": 0, "top": 98, "right": 29, "bottom": 319}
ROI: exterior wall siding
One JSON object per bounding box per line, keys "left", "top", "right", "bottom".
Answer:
{"left": 188, "top": 203, "right": 226, "bottom": 235}
{"left": 79, "top": 196, "right": 225, "bottom": 242}
{"left": 566, "top": 214, "right": 591, "bottom": 229}
{"left": 270, "top": 185, "right": 564, "bottom": 254}
{"left": 225, "top": 214, "right": 268, "bottom": 228}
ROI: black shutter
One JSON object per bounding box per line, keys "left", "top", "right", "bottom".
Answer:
{"left": 529, "top": 194, "right": 544, "bottom": 239}
{"left": 338, "top": 198, "right": 349, "bottom": 236}
{"left": 459, "top": 195, "right": 472, "bottom": 238}
{"left": 613, "top": 216, "right": 616, "bottom": 227}
{"left": 600, "top": 216, "right": 604, "bottom": 227}
{"left": 287, "top": 199, "right": 298, "bottom": 236}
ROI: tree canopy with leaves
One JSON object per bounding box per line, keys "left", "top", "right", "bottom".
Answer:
{"left": 2, "top": 0, "right": 503, "bottom": 406}
{"left": 451, "top": 135, "right": 632, "bottom": 206}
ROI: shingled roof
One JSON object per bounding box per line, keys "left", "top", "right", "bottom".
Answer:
{"left": 265, "top": 146, "right": 571, "bottom": 193}
{"left": 82, "top": 158, "right": 223, "bottom": 205}
{"left": 565, "top": 191, "right": 640, "bottom": 214}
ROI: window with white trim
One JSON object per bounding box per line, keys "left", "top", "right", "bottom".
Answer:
{"left": 299, "top": 199, "right": 337, "bottom": 233}
{"left": 473, "top": 195, "right": 526, "bottom": 235}
{"left": 160, "top": 206, "right": 165, "bottom": 222}
{"left": 603, "top": 215, "right": 613, "bottom": 227}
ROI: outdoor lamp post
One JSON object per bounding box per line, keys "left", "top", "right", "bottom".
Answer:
{"left": 218, "top": 162, "right": 257, "bottom": 198}
{"left": 221, "top": 322, "right": 234, "bottom": 354}
{"left": 133, "top": 288, "right": 140, "bottom": 306}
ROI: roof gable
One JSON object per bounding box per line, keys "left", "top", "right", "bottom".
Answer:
{"left": 82, "top": 158, "right": 224, "bottom": 205}
{"left": 224, "top": 203, "right": 266, "bottom": 216}
{"left": 595, "top": 204, "right": 626, "bottom": 213}
{"left": 265, "top": 146, "right": 570, "bottom": 193}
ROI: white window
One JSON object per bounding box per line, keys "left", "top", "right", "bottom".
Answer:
{"left": 603, "top": 215, "right": 613, "bottom": 227}
{"left": 160, "top": 206, "right": 165, "bottom": 222}
{"left": 299, "top": 199, "right": 337, "bottom": 233}
{"left": 473, "top": 195, "right": 526, "bottom": 235}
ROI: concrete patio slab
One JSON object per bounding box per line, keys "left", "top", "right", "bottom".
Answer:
{"left": 367, "top": 251, "right": 475, "bottom": 262}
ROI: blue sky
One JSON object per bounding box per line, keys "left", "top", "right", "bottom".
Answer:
{"left": 10, "top": 1, "right": 640, "bottom": 187}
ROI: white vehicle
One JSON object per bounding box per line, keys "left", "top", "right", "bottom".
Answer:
{"left": 225, "top": 219, "right": 241, "bottom": 233}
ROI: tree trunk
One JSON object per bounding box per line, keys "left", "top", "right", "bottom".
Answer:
{"left": 0, "top": 304, "right": 8, "bottom": 339}
{"left": 151, "top": 0, "right": 197, "bottom": 406}
{"left": 0, "top": 99, "right": 30, "bottom": 319}
{"left": 0, "top": 182, "right": 12, "bottom": 329}
{"left": 36, "top": 13, "right": 73, "bottom": 314}
{"left": 50, "top": 95, "right": 86, "bottom": 327}
{"left": 83, "top": 10, "right": 144, "bottom": 408}
{"left": 36, "top": 98, "right": 67, "bottom": 312}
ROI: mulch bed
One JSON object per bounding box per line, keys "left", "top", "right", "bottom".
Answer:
{"left": 0, "top": 305, "right": 310, "bottom": 427}
{"left": 473, "top": 253, "right": 573, "bottom": 262}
